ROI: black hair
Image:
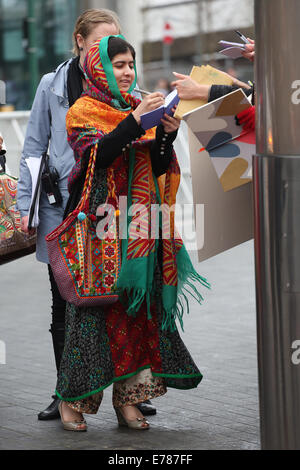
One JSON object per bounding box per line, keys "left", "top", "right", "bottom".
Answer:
{"left": 107, "top": 37, "right": 136, "bottom": 62}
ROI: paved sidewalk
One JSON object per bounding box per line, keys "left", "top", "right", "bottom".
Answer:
{"left": 0, "top": 241, "right": 260, "bottom": 450}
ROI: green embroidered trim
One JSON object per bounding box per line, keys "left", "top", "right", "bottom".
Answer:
{"left": 56, "top": 365, "right": 151, "bottom": 402}
{"left": 153, "top": 372, "right": 203, "bottom": 379}
{"left": 99, "top": 35, "right": 137, "bottom": 109}
{"left": 55, "top": 366, "right": 202, "bottom": 402}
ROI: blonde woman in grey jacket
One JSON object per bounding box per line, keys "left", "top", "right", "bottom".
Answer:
{"left": 17, "top": 8, "right": 156, "bottom": 426}
{"left": 17, "top": 9, "right": 123, "bottom": 423}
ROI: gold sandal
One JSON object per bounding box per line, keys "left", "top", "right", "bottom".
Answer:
{"left": 58, "top": 401, "right": 87, "bottom": 432}
{"left": 115, "top": 407, "right": 150, "bottom": 430}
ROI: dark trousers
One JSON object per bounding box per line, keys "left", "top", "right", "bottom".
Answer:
{"left": 48, "top": 265, "right": 66, "bottom": 375}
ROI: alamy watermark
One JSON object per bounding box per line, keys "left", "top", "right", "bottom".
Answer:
{"left": 0, "top": 80, "right": 6, "bottom": 105}
{"left": 291, "top": 80, "right": 300, "bottom": 104}
{"left": 94, "top": 198, "right": 204, "bottom": 250}
{"left": 291, "top": 340, "right": 300, "bottom": 365}
{"left": 0, "top": 340, "right": 6, "bottom": 365}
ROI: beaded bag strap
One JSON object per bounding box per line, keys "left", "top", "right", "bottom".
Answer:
{"left": 77, "top": 144, "right": 98, "bottom": 214}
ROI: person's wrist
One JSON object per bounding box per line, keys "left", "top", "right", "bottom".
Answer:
{"left": 132, "top": 110, "right": 141, "bottom": 125}
{"left": 198, "top": 84, "right": 210, "bottom": 100}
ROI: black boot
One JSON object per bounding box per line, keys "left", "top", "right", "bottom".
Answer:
{"left": 136, "top": 400, "right": 157, "bottom": 416}
{"left": 38, "top": 322, "right": 65, "bottom": 421}
{"left": 38, "top": 395, "right": 60, "bottom": 421}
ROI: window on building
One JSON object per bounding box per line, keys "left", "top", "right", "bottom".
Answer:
{"left": 0, "top": 0, "right": 79, "bottom": 110}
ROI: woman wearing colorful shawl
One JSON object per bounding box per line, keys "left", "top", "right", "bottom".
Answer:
{"left": 55, "top": 36, "right": 210, "bottom": 432}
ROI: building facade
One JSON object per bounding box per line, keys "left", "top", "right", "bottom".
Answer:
{"left": 0, "top": 0, "right": 254, "bottom": 110}
{"left": 141, "top": 0, "right": 254, "bottom": 89}
{"left": 85, "top": 0, "right": 255, "bottom": 90}
{"left": 0, "top": 0, "right": 79, "bottom": 109}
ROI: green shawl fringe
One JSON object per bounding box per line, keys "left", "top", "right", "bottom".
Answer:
{"left": 115, "top": 148, "right": 210, "bottom": 332}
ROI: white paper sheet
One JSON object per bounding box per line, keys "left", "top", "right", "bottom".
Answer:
{"left": 219, "top": 46, "right": 245, "bottom": 59}
{"left": 218, "top": 40, "right": 246, "bottom": 59}
{"left": 0, "top": 135, "right": 11, "bottom": 175}
{"left": 26, "top": 156, "right": 44, "bottom": 228}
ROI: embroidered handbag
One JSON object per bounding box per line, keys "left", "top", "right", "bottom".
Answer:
{"left": 0, "top": 157, "right": 36, "bottom": 265}
{"left": 46, "top": 145, "right": 120, "bottom": 307}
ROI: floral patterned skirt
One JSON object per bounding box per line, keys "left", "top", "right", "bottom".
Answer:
{"left": 55, "top": 262, "right": 202, "bottom": 406}
{"left": 55, "top": 168, "right": 203, "bottom": 409}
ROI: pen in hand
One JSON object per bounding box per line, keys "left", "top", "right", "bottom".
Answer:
{"left": 133, "top": 87, "right": 152, "bottom": 96}
{"left": 235, "top": 30, "right": 250, "bottom": 44}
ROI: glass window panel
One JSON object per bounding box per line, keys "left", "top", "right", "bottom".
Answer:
{"left": 0, "top": 0, "right": 79, "bottom": 109}
{"left": 4, "top": 29, "right": 25, "bottom": 61}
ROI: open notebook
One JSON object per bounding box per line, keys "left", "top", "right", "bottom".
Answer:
{"left": 174, "top": 65, "right": 234, "bottom": 119}
{"left": 140, "top": 89, "right": 179, "bottom": 130}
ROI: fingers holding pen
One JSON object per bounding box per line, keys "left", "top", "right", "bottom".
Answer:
{"left": 132, "top": 92, "right": 165, "bottom": 124}
{"left": 242, "top": 38, "right": 255, "bottom": 61}
{"left": 146, "top": 92, "right": 165, "bottom": 110}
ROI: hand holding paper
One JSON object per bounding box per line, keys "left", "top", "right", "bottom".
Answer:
{"left": 218, "top": 40, "right": 247, "bottom": 59}
{"left": 174, "top": 65, "right": 234, "bottom": 119}
{"left": 171, "top": 72, "right": 211, "bottom": 101}
{"left": 219, "top": 34, "right": 255, "bottom": 61}
{"left": 242, "top": 39, "right": 255, "bottom": 62}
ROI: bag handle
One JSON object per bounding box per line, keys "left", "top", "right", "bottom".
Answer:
{"left": 77, "top": 144, "right": 98, "bottom": 214}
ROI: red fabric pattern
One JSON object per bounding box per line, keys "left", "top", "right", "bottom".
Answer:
{"left": 105, "top": 300, "right": 163, "bottom": 377}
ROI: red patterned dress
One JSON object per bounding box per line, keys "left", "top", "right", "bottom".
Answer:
{"left": 55, "top": 149, "right": 203, "bottom": 412}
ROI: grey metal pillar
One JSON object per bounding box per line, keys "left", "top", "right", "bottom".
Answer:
{"left": 254, "top": 0, "right": 300, "bottom": 450}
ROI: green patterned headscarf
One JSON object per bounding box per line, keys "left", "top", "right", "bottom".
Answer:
{"left": 83, "top": 35, "right": 138, "bottom": 110}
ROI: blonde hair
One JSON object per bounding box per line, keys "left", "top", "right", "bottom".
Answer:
{"left": 72, "top": 9, "right": 121, "bottom": 56}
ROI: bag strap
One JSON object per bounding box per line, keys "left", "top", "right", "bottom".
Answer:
{"left": 43, "top": 152, "right": 50, "bottom": 174}
{"left": 77, "top": 143, "right": 98, "bottom": 213}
